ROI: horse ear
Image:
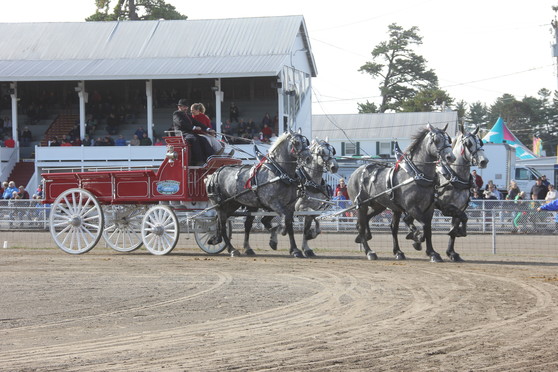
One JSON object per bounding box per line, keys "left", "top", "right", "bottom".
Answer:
{"left": 472, "top": 124, "right": 480, "bottom": 135}
{"left": 325, "top": 136, "right": 329, "bottom": 142}
{"left": 426, "top": 123, "right": 433, "bottom": 131}
{"left": 442, "top": 123, "right": 448, "bottom": 132}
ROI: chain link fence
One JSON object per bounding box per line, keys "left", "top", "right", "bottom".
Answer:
{"left": 1, "top": 199, "right": 556, "bottom": 257}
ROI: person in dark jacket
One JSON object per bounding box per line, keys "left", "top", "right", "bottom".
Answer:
{"left": 530, "top": 177, "right": 548, "bottom": 200}
{"left": 173, "top": 99, "right": 214, "bottom": 165}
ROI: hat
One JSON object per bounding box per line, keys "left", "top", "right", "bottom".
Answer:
{"left": 177, "top": 99, "right": 188, "bottom": 106}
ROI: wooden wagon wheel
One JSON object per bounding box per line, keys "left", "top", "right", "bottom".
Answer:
{"left": 194, "top": 216, "right": 232, "bottom": 255}
{"left": 49, "top": 188, "right": 104, "bottom": 255}
{"left": 141, "top": 205, "right": 179, "bottom": 255}
{"left": 102, "top": 205, "right": 145, "bottom": 252}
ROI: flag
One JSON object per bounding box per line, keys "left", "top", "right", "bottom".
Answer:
{"left": 532, "top": 136, "right": 542, "bottom": 156}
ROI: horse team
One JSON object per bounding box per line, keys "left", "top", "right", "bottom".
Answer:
{"left": 206, "top": 124, "right": 488, "bottom": 262}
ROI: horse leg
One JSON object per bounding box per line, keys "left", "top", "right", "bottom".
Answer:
{"left": 243, "top": 214, "right": 256, "bottom": 256}
{"left": 403, "top": 213, "right": 423, "bottom": 251}
{"left": 284, "top": 212, "right": 304, "bottom": 258}
{"left": 214, "top": 210, "right": 238, "bottom": 257}
{"left": 302, "top": 216, "right": 317, "bottom": 258}
{"left": 446, "top": 216, "right": 466, "bottom": 262}
{"left": 424, "top": 222, "right": 443, "bottom": 262}
{"left": 355, "top": 205, "right": 378, "bottom": 260}
{"left": 391, "top": 211, "right": 406, "bottom": 260}
{"left": 261, "top": 215, "right": 278, "bottom": 250}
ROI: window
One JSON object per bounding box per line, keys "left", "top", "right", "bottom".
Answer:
{"left": 341, "top": 142, "right": 360, "bottom": 156}
{"left": 376, "top": 141, "right": 394, "bottom": 156}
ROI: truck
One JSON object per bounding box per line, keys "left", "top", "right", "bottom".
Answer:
{"left": 471, "top": 142, "right": 542, "bottom": 197}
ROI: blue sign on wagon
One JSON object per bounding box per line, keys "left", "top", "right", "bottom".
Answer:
{"left": 157, "top": 180, "right": 180, "bottom": 195}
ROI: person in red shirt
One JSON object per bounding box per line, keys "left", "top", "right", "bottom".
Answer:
{"left": 4, "top": 136, "right": 15, "bottom": 148}
{"left": 334, "top": 178, "right": 349, "bottom": 200}
{"left": 190, "top": 103, "right": 213, "bottom": 134}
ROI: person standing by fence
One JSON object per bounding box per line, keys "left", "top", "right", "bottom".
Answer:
{"left": 536, "top": 198, "right": 558, "bottom": 233}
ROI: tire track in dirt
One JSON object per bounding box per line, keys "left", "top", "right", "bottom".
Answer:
{"left": 1, "top": 253, "right": 558, "bottom": 371}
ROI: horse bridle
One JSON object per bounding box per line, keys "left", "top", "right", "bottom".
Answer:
{"left": 459, "top": 133, "right": 484, "bottom": 166}
{"left": 429, "top": 129, "right": 453, "bottom": 156}
{"left": 287, "top": 133, "right": 311, "bottom": 165}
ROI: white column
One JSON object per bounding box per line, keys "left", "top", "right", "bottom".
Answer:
{"left": 146, "top": 80, "right": 153, "bottom": 139}
{"left": 213, "top": 78, "right": 222, "bottom": 134}
{"left": 77, "top": 81, "right": 86, "bottom": 139}
{"left": 9, "top": 82, "right": 18, "bottom": 151}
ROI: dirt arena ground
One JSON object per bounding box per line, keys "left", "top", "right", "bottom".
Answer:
{"left": 1, "top": 234, "right": 558, "bottom": 371}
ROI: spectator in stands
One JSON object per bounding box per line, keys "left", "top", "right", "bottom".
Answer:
{"left": 134, "top": 127, "right": 146, "bottom": 140}
{"left": 229, "top": 102, "right": 239, "bottom": 123}
{"left": 471, "top": 170, "right": 483, "bottom": 191}
{"left": 71, "top": 137, "right": 82, "bottom": 146}
{"left": 221, "top": 119, "right": 233, "bottom": 138}
{"left": 545, "top": 184, "right": 557, "bottom": 202}
{"left": 60, "top": 137, "right": 72, "bottom": 146}
{"left": 246, "top": 119, "right": 258, "bottom": 138}
{"left": 33, "top": 184, "right": 43, "bottom": 199}
{"left": 115, "top": 134, "right": 127, "bottom": 146}
{"left": 261, "top": 112, "right": 272, "bottom": 128}
{"left": 18, "top": 185, "right": 30, "bottom": 199}
{"left": 530, "top": 177, "right": 548, "bottom": 200}
{"left": 261, "top": 123, "right": 273, "bottom": 142}
{"left": 506, "top": 180, "right": 520, "bottom": 200}
{"left": 82, "top": 134, "right": 93, "bottom": 146}
{"left": 21, "top": 127, "right": 33, "bottom": 146}
{"left": 4, "top": 135, "right": 15, "bottom": 148}
{"left": 0, "top": 181, "right": 7, "bottom": 199}
{"left": 335, "top": 178, "right": 350, "bottom": 200}
{"left": 130, "top": 134, "right": 140, "bottom": 146}
{"left": 106, "top": 112, "right": 119, "bottom": 135}
{"left": 154, "top": 138, "right": 164, "bottom": 146}
{"left": 85, "top": 113, "right": 97, "bottom": 135}
{"left": 2, "top": 181, "right": 18, "bottom": 199}
{"left": 140, "top": 133, "right": 152, "bottom": 146}
{"left": 94, "top": 137, "right": 105, "bottom": 146}
{"left": 3, "top": 116, "right": 12, "bottom": 132}
{"left": 49, "top": 136, "right": 61, "bottom": 146}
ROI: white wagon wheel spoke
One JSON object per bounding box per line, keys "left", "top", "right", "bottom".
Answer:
{"left": 194, "top": 217, "right": 231, "bottom": 255}
{"left": 141, "top": 205, "right": 179, "bottom": 255}
{"left": 102, "top": 205, "right": 145, "bottom": 252}
{"left": 49, "top": 188, "right": 104, "bottom": 255}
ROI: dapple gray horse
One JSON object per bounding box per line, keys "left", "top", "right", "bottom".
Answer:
{"left": 205, "top": 131, "right": 311, "bottom": 258}
{"left": 404, "top": 124, "right": 489, "bottom": 262}
{"left": 295, "top": 138, "right": 338, "bottom": 257}
{"left": 347, "top": 124, "right": 456, "bottom": 261}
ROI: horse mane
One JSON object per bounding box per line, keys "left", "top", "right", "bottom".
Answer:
{"left": 268, "top": 132, "right": 290, "bottom": 154}
{"left": 406, "top": 127, "right": 429, "bottom": 154}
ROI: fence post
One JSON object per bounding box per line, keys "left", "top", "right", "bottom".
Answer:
{"left": 491, "top": 210, "right": 496, "bottom": 254}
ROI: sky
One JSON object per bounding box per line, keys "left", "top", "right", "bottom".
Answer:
{"left": 1, "top": 0, "right": 557, "bottom": 115}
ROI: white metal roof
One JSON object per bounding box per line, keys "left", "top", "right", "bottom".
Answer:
{"left": 0, "top": 16, "right": 317, "bottom": 81}
{"left": 312, "top": 111, "right": 459, "bottom": 141}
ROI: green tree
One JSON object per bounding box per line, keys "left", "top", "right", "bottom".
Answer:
{"left": 398, "top": 88, "right": 453, "bottom": 113}
{"left": 87, "top": 0, "right": 187, "bottom": 21}
{"left": 358, "top": 23, "right": 439, "bottom": 113}
{"left": 357, "top": 100, "right": 379, "bottom": 114}
{"left": 467, "top": 102, "right": 490, "bottom": 133}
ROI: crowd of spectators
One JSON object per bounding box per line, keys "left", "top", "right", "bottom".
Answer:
{"left": 0, "top": 181, "right": 33, "bottom": 200}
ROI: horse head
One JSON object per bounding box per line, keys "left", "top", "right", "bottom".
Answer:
{"left": 287, "top": 130, "right": 312, "bottom": 166}
{"left": 426, "top": 123, "right": 456, "bottom": 164}
{"left": 457, "top": 125, "right": 489, "bottom": 168}
{"left": 310, "top": 137, "right": 338, "bottom": 174}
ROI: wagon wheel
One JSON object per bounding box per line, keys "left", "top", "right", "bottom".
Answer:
{"left": 194, "top": 217, "right": 232, "bottom": 255}
{"left": 102, "top": 205, "right": 145, "bottom": 252}
{"left": 141, "top": 205, "right": 179, "bottom": 255}
{"left": 49, "top": 188, "right": 104, "bottom": 255}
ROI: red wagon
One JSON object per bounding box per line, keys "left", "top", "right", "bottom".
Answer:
{"left": 42, "top": 134, "right": 241, "bottom": 255}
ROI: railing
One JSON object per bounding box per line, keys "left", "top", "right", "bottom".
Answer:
{"left": 2, "top": 198, "right": 556, "bottom": 235}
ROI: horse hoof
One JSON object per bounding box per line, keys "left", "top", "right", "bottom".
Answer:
{"left": 429, "top": 253, "right": 443, "bottom": 263}
{"left": 304, "top": 250, "right": 316, "bottom": 258}
{"left": 245, "top": 248, "right": 256, "bottom": 256}
{"left": 292, "top": 251, "right": 305, "bottom": 258}
{"left": 412, "top": 242, "right": 422, "bottom": 251}
{"left": 269, "top": 240, "right": 278, "bottom": 250}
{"left": 449, "top": 253, "right": 464, "bottom": 262}
{"left": 395, "top": 252, "right": 406, "bottom": 260}
{"left": 365, "top": 232, "right": 372, "bottom": 240}
{"left": 355, "top": 236, "right": 362, "bottom": 244}
{"left": 405, "top": 232, "right": 415, "bottom": 240}
{"left": 230, "top": 250, "right": 241, "bottom": 257}
{"left": 367, "top": 252, "right": 378, "bottom": 260}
